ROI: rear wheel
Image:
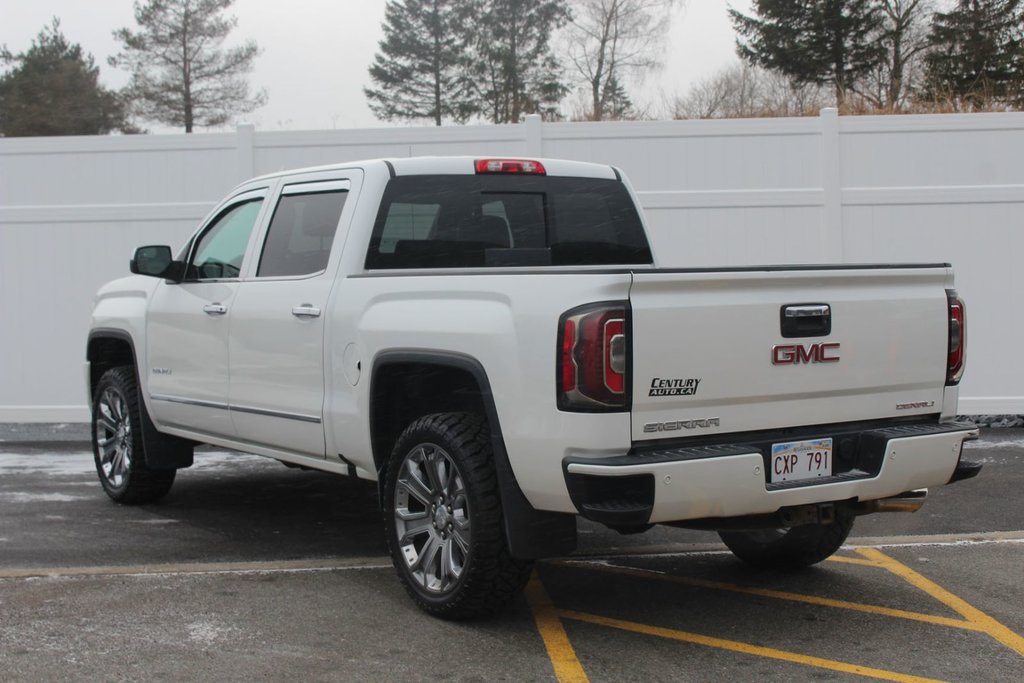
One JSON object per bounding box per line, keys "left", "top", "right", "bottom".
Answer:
{"left": 383, "top": 412, "right": 532, "bottom": 619}
{"left": 91, "top": 366, "right": 175, "bottom": 504}
{"left": 718, "top": 511, "right": 855, "bottom": 569}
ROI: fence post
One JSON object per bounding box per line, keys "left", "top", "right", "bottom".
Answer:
{"left": 524, "top": 114, "right": 543, "bottom": 156}
{"left": 236, "top": 122, "right": 256, "bottom": 181}
{"left": 819, "top": 108, "right": 843, "bottom": 263}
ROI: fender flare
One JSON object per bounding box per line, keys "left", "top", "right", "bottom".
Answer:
{"left": 87, "top": 329, "right": 194, "bottom": 470}
{"left": 370, "top": 350, "right": 577, "bottom": 559}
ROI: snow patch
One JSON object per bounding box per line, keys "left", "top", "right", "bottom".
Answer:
{"left": 0, "top": 492, "right": 89, "bottom": 503}
{"left": 964, "top": 438, "right": 1024, "bottom": 450}
{"left": 0, "top": 450, "right": 268, "bottom": 477}
{"left": 186, "top": 620, "right": 237, "bottom": 644}
{"left": 190, "top": 451, "right": 268, "bottom": 471}
{"left": 0, "top": 453, "right": 93, "bottom": 476}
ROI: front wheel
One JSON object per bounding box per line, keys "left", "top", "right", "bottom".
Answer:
{"left": 718, "top": 511, "right": 855, "bottom": 569}
{"left": 383, "top": 412, "right": 532, "bottom": 619}
{"left": 91, "top": 366, "right": 176, "bottom": 504}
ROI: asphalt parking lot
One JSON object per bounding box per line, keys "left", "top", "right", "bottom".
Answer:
{"left": 0, "top": 429, "right": 1021, "bottom": 682}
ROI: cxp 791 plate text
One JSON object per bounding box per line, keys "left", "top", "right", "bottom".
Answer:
{"left": 770, "top": 438, "right": 833, "bottom": 483}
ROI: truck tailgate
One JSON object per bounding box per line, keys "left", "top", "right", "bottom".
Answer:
{"left": 629, "top": 266, "right": 953, "bottom": 442}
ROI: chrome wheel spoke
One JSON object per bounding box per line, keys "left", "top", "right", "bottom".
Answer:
{"left": 424, "top": 449, "right": 445, "bottom": 497}
{"left": 394, "top": 440, "right": 472, "bottom": 595}
{"left": 397, "top": 516, "right": 432, "bottom": 546}
{"left": 441, "top": 538, "right": 463, "bottom": 583}
{"left": 99, "top": 439, "right": 117, "bottom": 463}
{"left": 414, "top": 534, "right": 441, "bottom": 576}
{"left": 452, "top": 524, "right": 470, "bottom": 555}
{"left": 399, "top": 469, "right": 433, "bottom": 508}
{"left": 97, "top": 415, "right": 117, "bottom": 434}
{"left": 94, "top": 385, "right": 132, "bottom": 488}
{"left": 109, "top": 394, "right": 124, "bottom": 422}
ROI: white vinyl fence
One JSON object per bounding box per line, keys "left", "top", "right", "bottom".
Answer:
{"left": 1, "top": 109, "right": 1021, "bottom": 421}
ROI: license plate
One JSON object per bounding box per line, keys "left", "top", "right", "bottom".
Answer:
{"left": 770, "top": 438, "right": 833, "bottom": 483}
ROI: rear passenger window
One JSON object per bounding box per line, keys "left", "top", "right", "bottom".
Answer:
{"left": 257, "top": 184, "right": 348, "bottom": 278}
{"left": 365, "top": 175, "right": 652, "bottom": 269}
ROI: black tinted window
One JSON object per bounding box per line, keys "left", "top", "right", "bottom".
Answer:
{"left": 257, "top": 189, "right": 348, "bottom": 277}
{"left": 365, "top": 175, "right": 652, "bottom": 269}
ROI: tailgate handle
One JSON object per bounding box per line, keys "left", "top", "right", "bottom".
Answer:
{"left": 781, "top": 304, "right": 831, "bottom": 338}
{"left": 784, "top": 305, "right": 830, "bottom": 318}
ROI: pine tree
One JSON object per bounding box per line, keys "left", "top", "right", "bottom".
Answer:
{"left": 0, "top": 19, "right": 131, "bottom": 136}
{"left": 923, "top": 0, "right": 1023, "bottom": 109}
{"left": 473, "top": 0, "right": 570, "bottom": 123}
{"left": 111, "top": 0, "right": 265, "bottom": 133}
{"left": 365, "top": 0, "right": 477, "bottom": 125}
{"left": 729, "top": 0, "right": 886, "bottom": 107}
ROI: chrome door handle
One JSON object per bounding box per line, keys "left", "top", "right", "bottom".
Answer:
{"left": 291, "top": 304, "right": 321, "bottom": 318}
{"left": 203, "top": 303, "right": 227, "bottom": 315}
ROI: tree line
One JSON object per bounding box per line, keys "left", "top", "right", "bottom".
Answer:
{"left": 5, "top": 0, "right": 1024, "bottom": 136}
{"left": 365, "top": 0, "right": 678, "bottom": 125}
{"left": 0, "top": 0, "right": 263, "bottom": 136}
{"left": 678, "top": 0, "right": 1024, "bottom": 119}
{"left": 372, "top": 0, "right": 1024, "bottom": 123}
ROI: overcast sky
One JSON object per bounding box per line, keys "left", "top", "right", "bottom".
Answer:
{"left": 1, "top": 0, "right": 753, "bottom": 132}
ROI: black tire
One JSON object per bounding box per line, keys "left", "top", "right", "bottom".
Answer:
{"left": 718, "top": 511, "right": 855, "bottom": 569}
{"left": 91, "top": 366, "right": 176, "bottom": 504}
{"left": 383, "top": 412, "right": 533, "bottom": 619}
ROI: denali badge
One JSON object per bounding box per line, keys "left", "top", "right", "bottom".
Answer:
{"left": 643, "top": 417, "right": 720, "bottom": 433}
{"left": 772, "top": 343, "right": 840, "bottom": 365}
{"left": 896, "top": 401, "right": 935, "bottom": 410}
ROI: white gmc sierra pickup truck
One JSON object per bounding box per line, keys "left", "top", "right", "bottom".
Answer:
{"left": 86, "top": 156, "right": 981, "bottom": 618}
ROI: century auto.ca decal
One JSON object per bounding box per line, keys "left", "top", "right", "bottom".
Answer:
{"left": 649, "top": 377, "right": 701, "bottom": 397}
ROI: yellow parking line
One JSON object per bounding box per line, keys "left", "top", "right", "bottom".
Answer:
{"left": 559, "top": 609, "right": 947, "bottom": 683}
{"left": 858, "top": 548, "right": 1024, "bottom": 657}
{"left": 827, "top": 555, "right": 881, "bottom": 567}
{"left": 525, "top": 573, "right": 589, "bottom": 683}
{"left": 560, "top": 562, "right": 982, "bottom": 632}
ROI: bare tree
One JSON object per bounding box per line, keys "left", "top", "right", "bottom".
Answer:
{"left": 856, "top": 0, "right": 935, "bottom": 111}
{"left": 671, "top": 61, "right": 827, "bottom": 119}
{"left": 565, "top": 0, "right": 681, "bottom": 121}
{"left": 111, "top": 0, "right": 266, "bottom": 133}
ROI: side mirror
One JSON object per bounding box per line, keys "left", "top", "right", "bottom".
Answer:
{"left": 130, "top": 245, "right": 181, "bottom": 281}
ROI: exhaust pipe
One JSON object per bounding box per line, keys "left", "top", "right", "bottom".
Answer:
{"left": 859, "top": 488, "right": 928, "bottom": 514}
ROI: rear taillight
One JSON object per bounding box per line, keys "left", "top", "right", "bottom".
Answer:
{"left": 475, "top": 158, "right": 546, "bottom": 175}
{"left": 946, "top": 289, "right": 966, "bottom": 385}
{"left": 558, "top": 303, "right": 629, "bottom": 411}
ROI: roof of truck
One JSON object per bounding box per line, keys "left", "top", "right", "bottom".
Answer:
{"left": 245, "top": 156, "right": 620, "bottom": 185}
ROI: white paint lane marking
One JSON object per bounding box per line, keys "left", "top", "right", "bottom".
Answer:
{"left": 0, "top": 556, "right": 392, "bottom": 580}
{"left": 563, "top": 531, "right": 1024, "bottom": 561}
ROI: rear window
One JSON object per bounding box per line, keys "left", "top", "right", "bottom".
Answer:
{"left": 364, "top": 175, "right": 652, "bottom": 269}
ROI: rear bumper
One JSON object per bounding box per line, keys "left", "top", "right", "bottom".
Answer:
{"left": 563, "top": 421, "right": 980, "bottom": 526}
